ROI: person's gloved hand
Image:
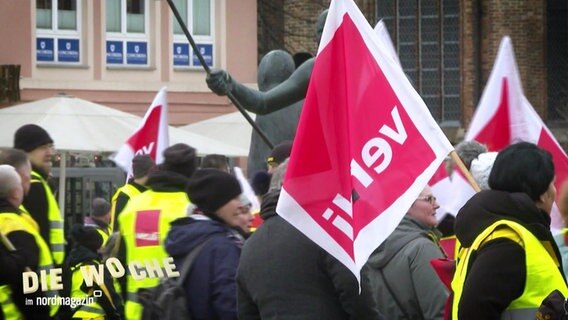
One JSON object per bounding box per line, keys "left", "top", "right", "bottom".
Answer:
{"left": 206, "top": 69, "right": 233, "bottom": 96}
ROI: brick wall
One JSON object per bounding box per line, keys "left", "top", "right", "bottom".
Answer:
{"left": 462, "top": 0, "right": 546, "bottom": 127}
{"left": 258, "top": 0, "right": 377, "bottom": 60}
{"left": 258, "top": 0, "right": 286, "bottom": 61}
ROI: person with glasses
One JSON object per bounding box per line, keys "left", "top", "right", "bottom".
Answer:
{"left": 361, "top": 185, "right": 449, "bottom": 320}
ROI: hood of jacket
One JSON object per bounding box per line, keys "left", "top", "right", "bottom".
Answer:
{"left": 165, "top": 216, "right": 233, "bottom": 257}
{"left": 455, "top": 190, "right": 553, "bottom": 248}
{"left": 367, "top": 215, "right": 436, "bottom": 269}
{"left": 146, "top": 169, "right": 189, "bottom": 192}
{"left": 66, "top": 245, "right": 100, "bottom": 267}
{"left": 259, "top": 189, "right": 279, "bottom": 221}
{"left": 0, "top": 198, "right": 20, "bottom": 213}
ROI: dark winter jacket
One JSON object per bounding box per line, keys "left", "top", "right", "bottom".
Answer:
{"left": 454, "top": 190, "right": 564, "bottom": 319}
{"left": 21, "top": 167, "right": 52, "bottom": 252}
{"left": 236, "top": 190, "right": 382, "bottom": 320}
{"left": 145, "top": 169, "right": 189, "bottom": 192}
{"left": 165, "top": 216, "right": 242, "bottom": 320}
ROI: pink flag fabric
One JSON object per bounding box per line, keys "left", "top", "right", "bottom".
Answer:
{"left": 112, "top": 87, "right": 170, "bottom": 173}
{"left": 276, "top": 0, "right": 453, "bottom": 280}
{"left": 448, "top": 37, "right": 567, "bottom": 231}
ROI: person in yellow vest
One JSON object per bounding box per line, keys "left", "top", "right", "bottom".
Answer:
{"left": 84, "top": 198, "right": 112, "bottom": 247}
{"left": 59, "top": 224, "right": 123, "bottom": 320}
{"left": 13, "top": 124, "right": 65, "bottom": 266}
{"left": 452, "top": 142, "right": 568, "bottom": 319}
{"left": 0, "top": 148, "right": 39, "bottom": 232}
{"left": 111, "top": 155, "right": 155, "bottom": 232}
{"left": 117, "top": 143, "right": 197, "bottom": 320}
{"left": 0, "top": 164, "right": 55, "bottom": 319}
{"left": 554, "top": 179, "right": 568, "bottom": 276}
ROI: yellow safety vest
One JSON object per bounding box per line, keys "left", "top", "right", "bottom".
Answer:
{"left": 19, "top": 205, "right": 39, "bottom": 232}
{"left": 452, "top": 220, "right": 568, "bottom": 320}
{"left": 68, "top": 261, "right": 107, "bottom": 320}
{"left": 118, "top": 190, "right": 189, "bottom": 320}
{"left": 0, "top": 212, "right": 60, "bottom": 318}
{"left": 28, "top": 171, "right": 65, "bottom": 265}
{"left": 111, "top": 183, "right": 144, "bottom": 233}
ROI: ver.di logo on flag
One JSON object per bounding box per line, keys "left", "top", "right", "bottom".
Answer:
{"left": 277, "top": 0, "right": 453, "bottom": 280}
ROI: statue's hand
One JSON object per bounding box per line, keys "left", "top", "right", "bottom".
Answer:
{"left": 206, "top": 69, "right": 233, "bottom": 96}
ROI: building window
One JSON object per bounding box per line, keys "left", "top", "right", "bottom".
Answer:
{"left": 106, "top": 0, "right": 149, "bottom": 66}
{"left": 172, "top": 0, "right": 214, "bottom": 69}
{"left": 376, "top": 0, "right": 460, "bottom": 123}
{"left": 36, "top": 0, "right": 81, "bottom": 64}
{"left": 547, "top": 0, "right": 568, "bottom": 123}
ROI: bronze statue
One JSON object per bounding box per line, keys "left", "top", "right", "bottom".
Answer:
{"left": 206, "top": 10, "right": 328, "bottom": 176}
{"left": 246, "top": 50, "right": 303, "bottom": 175}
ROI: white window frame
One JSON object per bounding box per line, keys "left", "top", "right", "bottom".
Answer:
{"left": 172, "top": 0, "right": 215, "bottom": 69}
{"left": 105, "top": 0, "right": 150, "bottom": 67}
{"left": 36, "top": 0, "right": 82, "bottom": 65}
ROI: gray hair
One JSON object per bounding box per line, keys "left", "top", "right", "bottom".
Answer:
{"left": 269, "top": 158, "right": 289, "bottom": 191}
{"left": 454, "top": 140, "right": 488, "bottom": 170}
{"left": 0, "top": 148, "right": 30, "bottom": 170}
{"left": 0, "top": 165, "right": 21, "bottom": 199}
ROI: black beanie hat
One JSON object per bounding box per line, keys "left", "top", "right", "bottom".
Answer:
{"left": 14, "top": 124, "right": 54, "bottom": 152}
{"left": 70, "top": 224, "right": 103, "bottom": 252}
{"left": 161, "top": 143, "right": 197, "bottom": 178}
{"left": 186, "top": 168, "right": 242, "bottom": 215}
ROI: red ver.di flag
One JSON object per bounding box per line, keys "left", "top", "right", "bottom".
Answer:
{"left": 276, "top": 0, "right": 453, "bottom": 281}
{"left": 456, "top": 36, "right": 568, "bottom": 231}
{"left": 112, "top": 87, "right": 170, "bottom": 173}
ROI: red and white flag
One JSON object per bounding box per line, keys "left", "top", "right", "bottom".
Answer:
{"left": 449, "top": 36, "right": 567, "bottom": 231}
{"left": 374, "top": 20, "right": 402, "bottom": 68}
{"left": 112, "top": 87, "right": 170, "bottom": 173}
{"left": 373, "top": 20, "right": 454, "bottom": 221}
{"left": 276, "top": 0, "right": 454, "bottom": 280}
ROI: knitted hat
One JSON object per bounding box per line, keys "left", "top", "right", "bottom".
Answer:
{"left": 251, "top": 170, "right": 271, "bottom": 196}
{"left": 91, "top": 197, "right": 111, "bottom": 217}
{"left": 14, "top": 124, "right": 54, "bottom": 152}
{"left": 161, "top": 143, "right": 197, "bottom": 178}
{"left": 131, "top": 154, "right": 155, "bottom": 179}
{"left": 186, "top": 168, "right": 242, "bottom": 215}
{"left": 69, "top": 224, "right": 103, "bottom": 252}
{"left": 470, "top": 152, "right": 498, "bottom": 191}
{"left": 267, "top": 140, "right": 293, "bottom": 165}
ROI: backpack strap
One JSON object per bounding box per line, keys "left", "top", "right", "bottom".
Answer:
{"left": 175, "top": 236, "right": 217, "bottom": 286}
{"left": 375, "top": 232, "right": 426, "bottom": 320}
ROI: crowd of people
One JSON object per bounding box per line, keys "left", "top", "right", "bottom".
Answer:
{"left": 1, "top": 12, "right": 568, "bottom": 320}
{"left": 0, "top": 121, "right": 567, "bottom": 320}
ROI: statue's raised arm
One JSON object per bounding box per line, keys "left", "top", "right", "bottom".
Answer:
{"left": 206, "top": 60, "right": 313, "bottom": 115}
{"left": 206, "top": 10, "right": 328, "bottom": 116}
